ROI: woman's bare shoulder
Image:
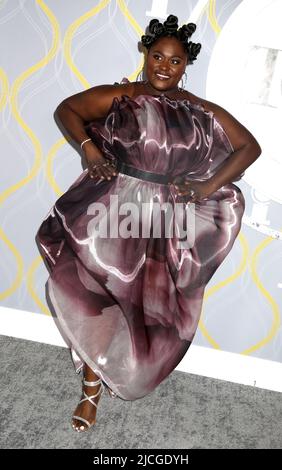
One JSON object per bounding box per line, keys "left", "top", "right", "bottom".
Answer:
{"left": 186, "top": 91, "right": 219, "bottom": 113}
{"left": 56, "top": 82, "right": 135, "bottom": 121}
{"left": 187, "top": 91, "right": 261, "bottom": 150}
{"left": 111, "top": 81, "right": 135, "bottom": 97}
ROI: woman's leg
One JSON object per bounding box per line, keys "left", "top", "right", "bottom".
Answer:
{"left": 72, "top": 363, "right": 104, "bottom": 432}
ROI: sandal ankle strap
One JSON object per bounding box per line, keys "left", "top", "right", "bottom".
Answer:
{"left": 83, "top": 377, "right": 103, "bottom": 387}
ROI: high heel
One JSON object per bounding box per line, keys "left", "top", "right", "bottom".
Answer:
{"left": 72, "top": 376, "right": 104, "bottom": 432}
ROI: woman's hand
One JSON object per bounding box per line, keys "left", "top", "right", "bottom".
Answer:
{"left": 87, "top": 156, "right": 118, "bottom": 182}
{"left": 83, "top": 141, "right": 118, "bottom": 182}
{"left": 169, "top": 176, "right": 214, "bottom": 202}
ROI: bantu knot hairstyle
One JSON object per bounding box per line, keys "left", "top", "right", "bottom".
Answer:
{"left": 141, "top": 14, "right": 201, "bottom": 64}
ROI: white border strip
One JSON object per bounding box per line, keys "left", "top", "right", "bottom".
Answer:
{"left": 1, "top": 306, "right": 281, "bottom": 393}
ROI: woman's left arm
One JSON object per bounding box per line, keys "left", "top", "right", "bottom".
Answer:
{"left": 174, "top": 103, "right": 262, "bottom": 200}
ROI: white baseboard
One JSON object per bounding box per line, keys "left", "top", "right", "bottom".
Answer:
{"left": 1, "top": 306, "right": 281, "bottom": 393}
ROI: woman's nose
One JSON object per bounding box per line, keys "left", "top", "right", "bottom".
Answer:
{"left": 159, "top": 64, "right": 170, "bottom": 72}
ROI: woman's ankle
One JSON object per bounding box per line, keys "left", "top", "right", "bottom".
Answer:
{"left": 83, "top": 363, "right": 100, "bottom": 382}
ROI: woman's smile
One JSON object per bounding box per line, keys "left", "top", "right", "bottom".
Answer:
{"left": 155, "top": 72, "right": 171, "bottom": 80}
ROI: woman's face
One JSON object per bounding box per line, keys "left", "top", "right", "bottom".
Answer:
{"left": 145, "top": 36, "right": 188, "bottom": 92}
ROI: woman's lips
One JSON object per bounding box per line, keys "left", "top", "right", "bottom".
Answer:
{"left": 155, "top": 73, "right": 170, "bottom": 80}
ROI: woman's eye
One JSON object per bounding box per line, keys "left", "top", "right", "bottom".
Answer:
{"left": 153, "top": 55, "right": 180, "bottom": 65}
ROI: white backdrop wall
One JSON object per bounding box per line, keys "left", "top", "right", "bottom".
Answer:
{"left": 1, "top": 0, "right": 282, "bottom": 389}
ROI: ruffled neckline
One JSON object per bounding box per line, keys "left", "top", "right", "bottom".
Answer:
{"left": 119, "top": 93, "right": 209, "bottom": 113}
{"left": 111, "top": 93, "right": 234, "bottom": 153}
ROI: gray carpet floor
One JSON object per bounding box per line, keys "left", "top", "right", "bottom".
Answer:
{"left": 0, "top": 334, "right": 281, "bottom": 449}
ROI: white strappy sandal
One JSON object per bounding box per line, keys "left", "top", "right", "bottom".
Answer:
{"left": 72, "top": 376, "right": 105, "bottom": 432}
{"left": 72, "top": 374, "right": 118, "bottom": 432}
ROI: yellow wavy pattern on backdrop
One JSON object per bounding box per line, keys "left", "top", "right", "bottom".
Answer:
{"left": 0, "top": 68, "right": 24, "bottom": 302}
{"left": 1, "top": 0, "right": 60, "bottom": 309}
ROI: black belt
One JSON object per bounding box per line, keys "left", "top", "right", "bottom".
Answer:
{"left": 117, "top": 161, "right": 171, "bottom": 185}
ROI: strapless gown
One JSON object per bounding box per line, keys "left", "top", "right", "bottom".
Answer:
{"left": 36, "top": 82, "right": 245, "bottom": 401}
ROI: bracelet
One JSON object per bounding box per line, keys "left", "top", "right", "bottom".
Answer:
{"left": 80, "top": 138, "right": 92, "bottom": 149}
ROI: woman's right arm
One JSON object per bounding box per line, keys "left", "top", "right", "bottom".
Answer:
{"left": 56, "top": 83, "right": 129, "bottom": 181}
